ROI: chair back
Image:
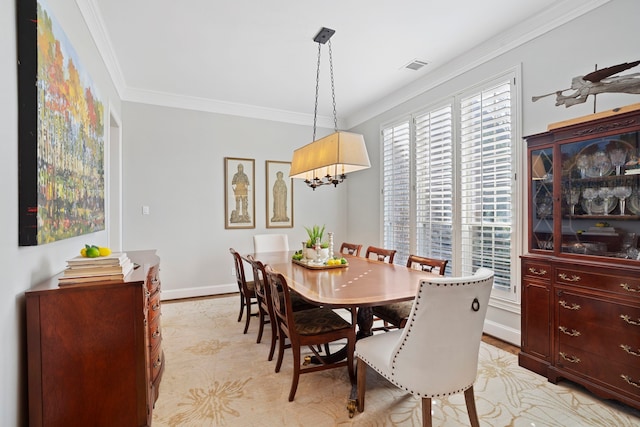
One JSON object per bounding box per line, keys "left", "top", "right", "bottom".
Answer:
{"left": 340, "top": 242, "right": 363, "bottom": 257}
{"left": 264, "top": 265, "right": 293, "bottom": 335}
{"left": 229, "top": 248, "right": 251, "bottom": 294}
{"left": 365, "top": 246, "right": 396, "bottom": 263}
{"left": 390, "top": 268, "right": 494, "bottom": 396}
{"left": 253, "top": 234, "right": 289, "bottom": 253}
{"left": 246, "top": 255, "right": 270, "bottom": 311}
{"left": 406, "top": 254, "right": 448, "bottom": 276}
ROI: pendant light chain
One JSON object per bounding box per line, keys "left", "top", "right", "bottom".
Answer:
{"left": 312, "top": 43, "right": 322, "bottom": 142}
{"left": 328, "top": 40, "right": 338, "bottom": 132}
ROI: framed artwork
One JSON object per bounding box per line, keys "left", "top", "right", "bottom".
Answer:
{"left": 17, "top": 0, "right": 105, "bottom": 245}
{"left": 224, "top": 157, "right": 255, "bottom": 229}
{"left": 266, "top": 161, "right": 294, "bottom": 228}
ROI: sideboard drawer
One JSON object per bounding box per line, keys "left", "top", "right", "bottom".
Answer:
{"left": 555, "top": 265, "right": 640, "bottom": 297}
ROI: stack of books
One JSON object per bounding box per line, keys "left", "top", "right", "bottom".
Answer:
{"left": 59, "top": 252, "right": 134, "bottom": 286}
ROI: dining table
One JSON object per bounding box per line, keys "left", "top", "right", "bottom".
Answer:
{"left": 244, "top": 250, "right": 438, "bottom": 417}
{"left": 244, "top": 250, "right": 437, "bottom": 338}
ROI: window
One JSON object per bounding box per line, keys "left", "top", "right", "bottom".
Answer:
{"left": 382, "top": 76, "right": 517, "bottom": 300}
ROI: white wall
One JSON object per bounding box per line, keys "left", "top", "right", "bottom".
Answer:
{"left": 345, "top": 0, "right": 640, "bottom": 345}
{"left": 1, "top": 0, "right": 121, "bottom": 424}
{"left": 120, "top": 101, "right": 351, "bottom": 299}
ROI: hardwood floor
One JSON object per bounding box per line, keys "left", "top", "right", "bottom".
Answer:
{"left": 482, "top": 334, "right": 519, "bottom": 355}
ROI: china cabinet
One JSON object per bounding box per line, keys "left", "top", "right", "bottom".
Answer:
{"left": 26, "top": 250, "right": 163, "bottom": 426}
{"left": 520, "top": 107, "right": 640, "bottom": 411}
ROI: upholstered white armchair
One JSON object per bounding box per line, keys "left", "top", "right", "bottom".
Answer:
{"left": 355, "top": 268, "right": 494, "bottom": 427}
{"left": 253, "top": 233, "right": 289, "bottom": 253}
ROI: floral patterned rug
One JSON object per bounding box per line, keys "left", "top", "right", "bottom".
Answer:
{"left": 153, "top": 297, "right": 640, "bottom": 426}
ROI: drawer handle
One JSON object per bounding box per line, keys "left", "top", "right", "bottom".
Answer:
{"left": 559, "top": 300, "right": 581, "bottom": 310}
{"left": 559, "top": 352, "right": 580, "bottom": 364}
{"left": 153, "top": 356, "right": 162, "bottom": 369}
{"left": 558, "top": 273, "right": 581, "bottom": 282}
{"left": 558, "top": 326, "right": 581, "bottom": 337}
{"left": 152, "top": 329, "right": 161, "bottom": 339}
{"left": 620, "top": 344, "right": 640, "bottom": 357}
{"left": 528, "top": 267, "right": 547, "bottom": 276}
{"left": 620, "top": 283, "right": 640, "bottom": 293}
{"left": 152, "top": 303, "right": 160, "bottom": 311}
{"left": 621, "top": 375, "right": 640, "bottom": 389}
{"left": 620, "top": 314, "right": 640, "bottom": 326}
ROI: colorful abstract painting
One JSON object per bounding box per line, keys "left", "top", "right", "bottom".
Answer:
{"left": 18, "top": 0, "right": 105, "bottom": 245}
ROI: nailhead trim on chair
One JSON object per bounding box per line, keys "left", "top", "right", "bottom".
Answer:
{"left": 363, "top": 277, "right": 490, "bottom": 398}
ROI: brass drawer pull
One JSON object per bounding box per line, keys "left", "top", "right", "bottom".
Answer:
{"left": 528, "top": 267, "right": 547, "bottom": 276}
{"left": 152, "top": 303, "right": 160, "bottom": 311}
{"left": 620, "top": 344, "right": 640, "bottom": 357}
{"left": 621, "top": 375, "right": 640, "bottom": 389}
{"left": 559, "top": 352, "right": 580, "bottom": 363}
{"left": 620, "top": 314, "right": 640, "bottom": 326}
{"left": 153, "top": 356, "right": 162, "bottom": 369}
{"left": 558, "top": 273, "right": 581, "bottom": 282}
{"left": 620, "top": 283, "right": 640, "bottom": 293}
{"left": 558, "top": 326, "right": 581, "bottom": 337}
{"left": 559, "top": 300, "right": 581, "bottom": 310}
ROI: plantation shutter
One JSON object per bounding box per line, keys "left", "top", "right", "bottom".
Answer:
{"left": 459, "top": 81, "right": 513, "bottom": 292}
{"left": 382, "top": 121, "right": 411, "bottom": 260}
{"left": 415, "top": 106, "right": 453, "bottom": 266}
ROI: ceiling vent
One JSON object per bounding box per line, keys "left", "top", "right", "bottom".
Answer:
{"left": 404, "top": 59, "right": 428, "bottom": 71}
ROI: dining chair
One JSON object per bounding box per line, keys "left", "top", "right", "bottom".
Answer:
{"left": 253, "top": 234, "right": 289, "bottom": 253}
{"left": 364, "top": 246, "right": 396, "bottom": 263}
{"left": 245, "top": 255, "right": 316, "bottom": 361}
{"left": 340, "top": 242, "right": 363, "bottom": 257}
{"left": 355, "top": 268, "right": 494, "bottom": 427}
{"left": 229, "top": 248, "right": 257, "bottom": 334}
{"left": 264, "top": 265, "right": 355, "bottom": 401}
{"left": 372, "top": 255, "right": 448, "bottom": 329}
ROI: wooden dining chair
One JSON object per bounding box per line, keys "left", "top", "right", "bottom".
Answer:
{"left": 264, "top": 265, "right": 355, "bottom": 401}
{"left": 355, "top": 268, "right": 494, "bottom": 427}
{"left": 364, "top": 246, "right": 397, "bottom": 263}
{"left": 229, "top": 248, "right": 257, "bottom": 334}
{"left": 372, "top": 255, "right": 448, "bottom": 330}
{"left": 245, "top": 255, "right": 316, "bottom": 361}
{"left": 340, "top": 242, "right": 363, "bottom": 257}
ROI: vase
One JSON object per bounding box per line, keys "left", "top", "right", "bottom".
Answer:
{"left": 305, "top": 247, "right": 329, "bottom": 262}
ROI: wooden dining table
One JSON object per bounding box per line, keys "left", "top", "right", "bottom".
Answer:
{"left": 245, "top": 250, "right": 437, "bottom": 417}
{"left": 244, "top": 250, "right": 436, "bottom": 338}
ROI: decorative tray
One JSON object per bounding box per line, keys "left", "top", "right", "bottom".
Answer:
{"left": 292, "top": 258, "right": 348, "bottom": 270}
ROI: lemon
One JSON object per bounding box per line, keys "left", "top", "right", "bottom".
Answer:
{"left": 80, "top": 247, "right": 87, "bottom": 257}
{"left": 99, "top": 247, "right": 112, "bottom": 256}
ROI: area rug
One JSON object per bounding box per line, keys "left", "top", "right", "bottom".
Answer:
{"left": 152, "top": 297, "right": 640, "bottom": 426}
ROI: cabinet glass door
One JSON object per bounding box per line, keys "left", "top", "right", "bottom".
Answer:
{"left": 559, "top": 131, "right": 640, "bottom": 259}
{"left": 531, "top": 147, "right": 554, "bottom": 252}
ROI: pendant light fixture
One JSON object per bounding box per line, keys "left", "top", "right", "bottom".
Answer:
{"left": 289, "top": 27, "right": 370, "bottom": 190}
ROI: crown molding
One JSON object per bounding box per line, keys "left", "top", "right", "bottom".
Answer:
{"left": 345, "top": 0, "right": 611, "bottom": 129}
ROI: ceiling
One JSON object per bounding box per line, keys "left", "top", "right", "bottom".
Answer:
{"left": 80, "top": 0, "right": 604, "bottom": 128}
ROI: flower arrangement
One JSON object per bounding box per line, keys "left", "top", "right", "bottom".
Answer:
{"left": 304, "top": 224, "right": 329, "bottom": 248}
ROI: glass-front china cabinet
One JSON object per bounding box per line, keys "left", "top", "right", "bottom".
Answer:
{"left": 520, "top": 106, "right": 640, "bottom": 411}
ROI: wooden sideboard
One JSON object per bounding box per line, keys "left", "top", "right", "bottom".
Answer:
{"left": 521, "top": 109, "right": 640, "bottom": 411}
{"left": 26, "top": 250, "right": 164, "bottom": 427}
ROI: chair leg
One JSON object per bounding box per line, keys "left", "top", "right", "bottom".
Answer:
{"left": 421, "top": 397, "right": 432, "bottom": 427}
{"left": 288, "top": 346, "right": 301, "bottom": 401}
{"left": 274, "top": 328, "right": 285, "bottom": 373}
{"left": 256, "top": 309, "right": 265, "bottom": 344}
{"left": 268, "top": 318, "right": 277, "bottom": 361}
{"left": 237, "top": 295, "right": 244, "bottom": 322}
{"left": 242, "top": 295, "right": 252, "bottom": 334}
{"left": 464, "top": 386, "right": 480, "bottom": 427}
{"left": 356, "top": 358, "right": 366, "bottom": 412}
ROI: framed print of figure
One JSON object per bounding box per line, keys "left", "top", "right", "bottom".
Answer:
{"left": 224, "top": 157, "right": 255, "bottom": 229}
{"left": 266, "top": 161, "right": 293, "bottom": 228}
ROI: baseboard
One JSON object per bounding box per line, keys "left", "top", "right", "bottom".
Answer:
{"left": 161, "top": 283, "right": 238, "bottom": 301}
{"left": 484, "top": 318, "right": 521, "bottom": 347}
